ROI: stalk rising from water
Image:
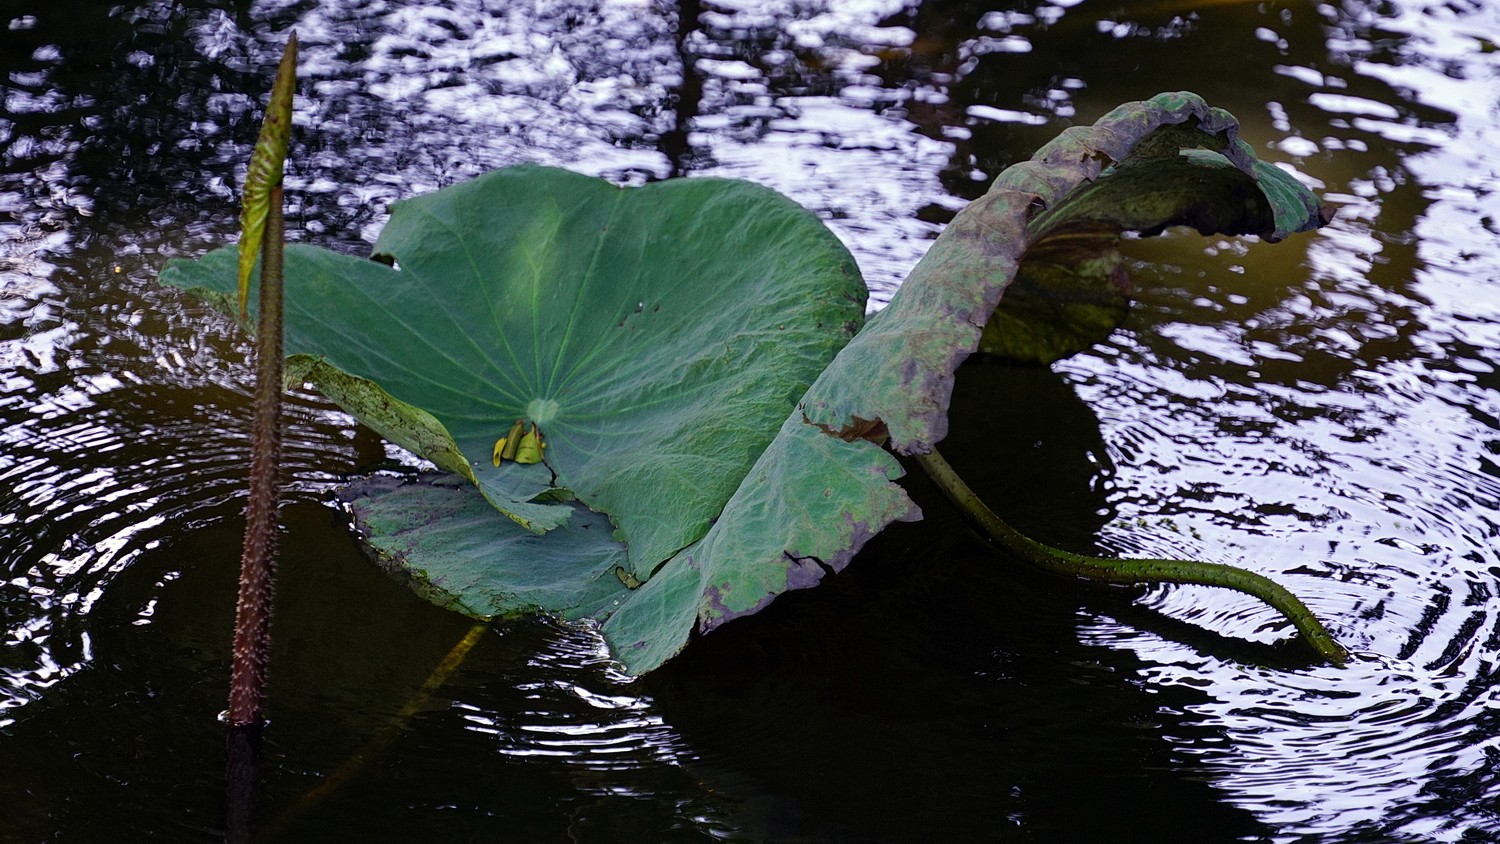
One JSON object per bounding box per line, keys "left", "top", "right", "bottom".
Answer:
{"left": 227, "top": 30, "right": 297, "bottom": 729}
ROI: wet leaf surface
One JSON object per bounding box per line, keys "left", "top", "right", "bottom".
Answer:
{"left": 162, "top": 163, "right": 866, "bottom": 568}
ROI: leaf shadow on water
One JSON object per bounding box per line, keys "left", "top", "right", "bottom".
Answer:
{"left": 639, "top": 359, "right": 1286, "bottom": 843}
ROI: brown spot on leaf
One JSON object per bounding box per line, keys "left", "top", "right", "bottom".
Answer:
{"left": 803, "top": 413, "right": 889, "bottom": 445}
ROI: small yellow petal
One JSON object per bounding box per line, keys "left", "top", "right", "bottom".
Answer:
{"left": 499, "top": 420, "right": 524, "bottom": 462}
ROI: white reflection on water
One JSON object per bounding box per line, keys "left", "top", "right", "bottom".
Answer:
{"left": 1060, "top": 0, "right": 1500, "bottom": 838}
{"left": 456, "top": 627, "right": 693, "bottom": 774}
{"left": 0, "top": 513, "right": 164, "bottom": 728}
{"left": 1085, "top": 620, "right": 1492, "bottom": 840}
{"left": 1350, "top": 0, "right": 1500, "bottom": 351}
{"left": 247, "top": 0, "right": 947, "bottom": 297}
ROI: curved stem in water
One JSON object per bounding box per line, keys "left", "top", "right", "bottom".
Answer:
{"left": 914, "top": 447, "right": 1347, "bottom": 665}
{"left": 267, "top": 621, "right": 491, "bottom": 837}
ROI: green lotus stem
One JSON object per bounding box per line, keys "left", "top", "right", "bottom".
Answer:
{"left": 914, "top": 447, "right": 1347, "bottom": 665}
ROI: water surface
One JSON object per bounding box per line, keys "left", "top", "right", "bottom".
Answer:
{"left": 4, "top": 0, "right": 1500, "bottom": 840}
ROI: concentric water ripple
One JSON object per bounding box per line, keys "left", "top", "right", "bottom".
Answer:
{"left": 1062, "top": 247, "right": 1500, "bottom": 838}
{"left": 455, "top": 630, "right": 688, "bottom": 772}
{"left": 0, "top": 258, "right": 389, "bottom": 726}
{"left": 1050, "top": 1, "right": 1500, "bottom": 833}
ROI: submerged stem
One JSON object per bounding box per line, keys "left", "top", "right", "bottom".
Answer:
{"left": 914, "top": 447, "right": 1347, "bottom": 665}
{"left": 268, "top": 621, "right": 490, "bottom": 835}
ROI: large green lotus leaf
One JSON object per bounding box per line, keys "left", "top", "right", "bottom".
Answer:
{"left": 587, "top": 93, "right": 1332, "bottom": 673}
{"left": 161, "top": 164, "right": 867, "bottom": 576}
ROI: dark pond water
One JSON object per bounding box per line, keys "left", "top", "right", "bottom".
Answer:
{"left": 5, "top": 0, "right": 1500, "bottom": 840}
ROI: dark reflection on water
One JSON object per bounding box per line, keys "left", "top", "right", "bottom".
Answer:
{"left": 5, "top": 0, "right": 1500, "bottom": 840}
